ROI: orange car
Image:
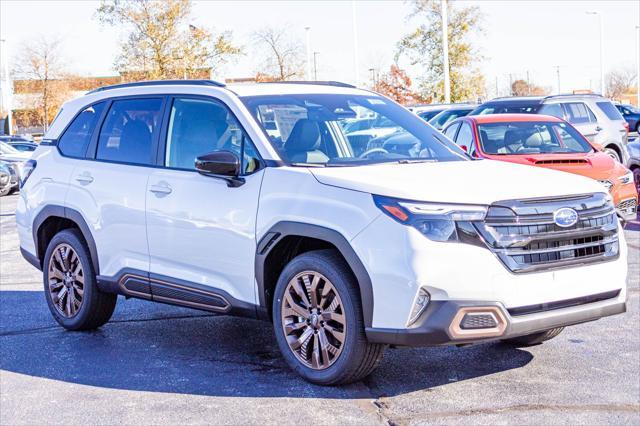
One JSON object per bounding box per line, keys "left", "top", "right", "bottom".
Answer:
{"left": 442, "top": 114, "right": 638, "bottom": 220}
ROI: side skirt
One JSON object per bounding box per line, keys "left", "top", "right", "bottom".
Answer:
{"left": 97, "top": 268, "right": 258, "bottom": 319}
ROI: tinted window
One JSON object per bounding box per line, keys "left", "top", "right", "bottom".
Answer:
{"left": 596, "top": 101, "right": 625, "bottom": 121}
{"left": 474, "top": 103, "right": 539, "bottom": 115}
{"left": 456, "top": 122, "right": 474, "bottom": 148}
{"left": 96, "top": 98, "right": 163, "bottom": 165}
{"left": 443, "top": 122, "right": 460, "bottom": 139}
{"left": 58, "top": 102, "right": 105, "bottom": 158}
{"left": 165, "top": 98, "right": 261, "bottom": 174}
{"left": 539, "top": 103, "right": 564, "bottom": 119}
{"left": 564, "top": 102, "right": 595, "bottom": 124}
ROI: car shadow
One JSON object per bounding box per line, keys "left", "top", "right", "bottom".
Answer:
{"left": 0, "top": 291, "right": 533, "bottom": 399}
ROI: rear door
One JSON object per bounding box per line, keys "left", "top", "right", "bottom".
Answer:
{"left": 66, "top": 96, "right": 165, "bottom": 278}
{"left": 562, "top": 102, "right": 599, "bottom": 143}
{"left": 145, "top": 95, "right": 265, "bottom": 308}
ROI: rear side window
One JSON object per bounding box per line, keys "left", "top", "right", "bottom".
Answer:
{"left": 538, "top": 103, "right": 564, "bottom": 119}
{"left": 596, "top": 101, "right": 625, "bottom": 121}
{"left": 564, "top": 102, "right": 596, "bottom": 124}
{"left": 96, "top": 98, "right": 163, "bottom": 165}
{"left": 58, "top": 102, "right": 105, "bottom": 158}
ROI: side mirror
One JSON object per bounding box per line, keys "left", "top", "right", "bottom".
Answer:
{"left": 591, "top": 142, "right": 604, "bottom": 152}
{"left": 195, "top": 150, "right": 245, "bottom": 187}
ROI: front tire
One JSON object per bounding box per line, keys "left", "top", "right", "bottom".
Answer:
{"left": 502, "top": 327, "right": 564, "bottom": 347}
{"left": 603, "top": 147, "right": 621, "bottom": 163}
{"left": 272, "top": 249, "right": 385, "bottom": 385}
{"left": 43, "top": 229, "right": 117, "bottom": 330}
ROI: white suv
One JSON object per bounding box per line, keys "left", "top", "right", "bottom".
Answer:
{"left": 16, "top": 81, "right": 628, "bottom": 385}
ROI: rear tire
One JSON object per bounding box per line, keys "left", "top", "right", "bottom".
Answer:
{"left": 272, "top": 249, "right": 385, "bottom": 385}
{"left": 502, "top": 327, "right": 564, "bottom": 347}
{"left": 43, "top": 229, "right": 117, "bottom": 330}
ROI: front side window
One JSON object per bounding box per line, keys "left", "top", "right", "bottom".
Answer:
{"left": 596, "top": 101, "right": 625, "bottom": 121}
{"left": 456, "top": 122, "right": 474, "bottom": 148}
{"left": 564, "top": 102, "right": 596, "bottom": 124}
{"left": 165, "top": 98, "right": 260, "bottom": 174}
{"left": 477, "top": 121, "right": 593, "bottom": 155}
{"left": 96, "top": 98, "right": 163, "bottom": 165}
{"left": 58, "top": 102, "right": 105, "bottom": 158}
{"left": 241, "top": 94, "right": 466, "bottom": 166}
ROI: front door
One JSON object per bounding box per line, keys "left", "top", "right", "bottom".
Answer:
{"left": 145, "top": 96, "right": 264, "bottom": 306}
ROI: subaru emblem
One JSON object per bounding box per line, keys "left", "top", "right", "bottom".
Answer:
{"left": 553, "top": 208, "right": 578, "bottom": 228}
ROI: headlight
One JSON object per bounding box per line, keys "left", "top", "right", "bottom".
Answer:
{"left": 618, "top": 170, "right": 634, "bottom": 185}
{"left": 373, "top": 195, "right": 487, "bottom": 243}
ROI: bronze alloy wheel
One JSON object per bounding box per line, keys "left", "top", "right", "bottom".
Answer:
{"left": 280, "top": 271, "right": 346, "bottom": 370}
{"left": 48, "top": 243, "right": 85, "bottom": 318}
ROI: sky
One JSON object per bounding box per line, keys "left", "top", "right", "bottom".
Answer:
{"left": 1, "top": 0, "right": 639, "bottom": 97}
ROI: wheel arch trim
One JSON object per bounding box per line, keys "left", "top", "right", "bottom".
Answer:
{"left": 32, "top": 205, "right": 100, "bottom": 273}
{"left": 255, "top": 221, "right": 374, "bottom": 327}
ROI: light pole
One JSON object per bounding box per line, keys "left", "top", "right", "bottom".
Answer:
{"left": 555, "top": 65, "right": 561, "bottom": 94}
{"left": 313, "top": 52, "right": 320, "bottom": 81}
{"left": 441, "top": 0, "right": 451, "bottom": 103}
{"left": 0, "top": 38, "right": 12, "bottom": 135}
{"left": 636, "top": 25, "right": 639, "bottom": 106}
{"left": 369, "top": 68, "right": 376, "bottom": 89}
{"left": 305, "top": 27, "right": 311, "bottom": 81}
{"left": 586, "top": 11, "right": 604, "bottom": 95}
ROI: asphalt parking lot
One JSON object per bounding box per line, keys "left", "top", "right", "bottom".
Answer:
{"left": 1, "top": 193, "right": 639, "bottom": 425}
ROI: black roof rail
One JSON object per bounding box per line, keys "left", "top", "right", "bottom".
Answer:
{"left": 86, "top": 79, "right": 226, "bottom": 94}
{"left": 258, "top": 80, "right": 357, "bottom": 89}
{"left": 543, "top": 93, "right": 604, "bottom": 100}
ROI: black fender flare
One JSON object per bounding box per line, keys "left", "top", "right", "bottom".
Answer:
{"left": 32, "top": 205, "right": 100, "bottom": 274}
{"left": 255, "top": 221, "right": 374, "bottom": 327}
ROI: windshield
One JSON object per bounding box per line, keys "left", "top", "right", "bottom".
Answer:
{"left": 0, "top": 142, "right": 20, "bottom": 154}
{"left": 241, "top": 94, "right": 467, "bottom": 166}
{"left": 429, "top": 108, "right": 473, "bottom": 129}
{"left": 478, "top": 121, "right": 593, "bottom": 155}
{"left": 473, "top": 103, "right": 540, "bottom": 115}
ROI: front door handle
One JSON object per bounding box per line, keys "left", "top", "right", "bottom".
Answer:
{"left": 149, "top": 183, "right": 172, "bottom": 195}
{"left": 595, "top": 126, "right": 603, "bottom": 132}
{"left": 74, "top": 173, "right": 94, "bottom": 184}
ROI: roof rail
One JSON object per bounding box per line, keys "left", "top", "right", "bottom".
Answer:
{"left": 86, "top": 79, "right": 226, "bottom": 94}
{"left": 491, "top": 95, "right": 544, "bottom": 100}
{"left": 258, "top": 80, "right": 357, "bottom": 89}
{"left": 543, "top": 93, "right": 604, "bottom": 100}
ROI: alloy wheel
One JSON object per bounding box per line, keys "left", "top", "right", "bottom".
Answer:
{"left": 48, "top": 243, "right": 85, "bottom": 318}
{"left": 280, "top": 271, "right": 346, "bottom": 370}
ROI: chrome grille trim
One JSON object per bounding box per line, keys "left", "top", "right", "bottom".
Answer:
{"left": 476, "top": 193, "right": 619, "bottom": 273}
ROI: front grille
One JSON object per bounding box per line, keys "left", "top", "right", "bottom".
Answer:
{"left": 475, "top": 193, "right": 619, "bottom": 273}
{"left": 617, "top": 198, "right": 638, "bottom": 214}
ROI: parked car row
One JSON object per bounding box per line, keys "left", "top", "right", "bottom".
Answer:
{"left": 0, "top": 141, "right": 34, "bottom": 196}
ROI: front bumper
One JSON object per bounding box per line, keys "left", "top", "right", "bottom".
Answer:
{"left": 365, "top": 290, "right": 626, "bottom": 346}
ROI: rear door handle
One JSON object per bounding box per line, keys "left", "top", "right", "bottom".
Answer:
{"left": 74, "top": 173, "right": 93, "bottom": 184}
{"left": 149, "top": 183, "right": 172, "bottom": 195}
{"left": 595, "top": 126, "right": 603, "bottom": 132}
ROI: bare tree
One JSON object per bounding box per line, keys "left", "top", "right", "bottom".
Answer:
{"left": 252, "top": 26, "right": 304, "bottom": 81}
{"left": 606, "top": 67, "right": 636, "bottom": 100}
{"left": 12, "top": 35, "right": 71, "bottom": 130}
{"left": 96, "top": 0, "right": 241, "bottom": 80}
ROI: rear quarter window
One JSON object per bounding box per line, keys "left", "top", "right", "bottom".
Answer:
{"left": 58, "top": 102, "right": 106, "bottom": 158}
{"left": 596, "top": 101, "right": 625, "bottom": 121}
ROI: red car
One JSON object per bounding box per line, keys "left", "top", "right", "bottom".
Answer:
{"left": 442, "top": 114, "right": 638, "bottom": 220}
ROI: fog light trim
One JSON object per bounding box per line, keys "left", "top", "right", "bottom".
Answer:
{"left": 449, "top": 306, "right": 507, "bottom": 339}
{"left": 407, "top": 288, "right": 430, "bottom": 326}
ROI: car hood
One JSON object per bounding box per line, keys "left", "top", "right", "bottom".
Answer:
{"left": 309, "top": 159, "right": 605, "bottom": 205}
{"left": 482, "top": 152, "right": 624, "bottom": 182}
{"left": 0, "top": 153, "right": 30, "bottom": 162}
